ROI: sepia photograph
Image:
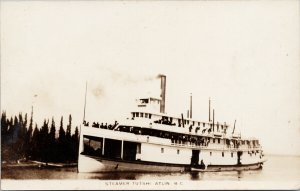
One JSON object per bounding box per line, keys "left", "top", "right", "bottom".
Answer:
{"left": 1, "top": 0, "right": 300, "bottom": 190}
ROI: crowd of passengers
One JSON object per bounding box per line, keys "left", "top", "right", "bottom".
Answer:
{"left": 154, "top": 116, "right": 176, "bottom": 126}
{"left": 84, "top": 120, "right": 259, "bottom": 149}
{"left": 151, "top": 116, "right": 227, "bottom": 134}
{"left": 83, "top": 120, "right": 118, "bottom": 130}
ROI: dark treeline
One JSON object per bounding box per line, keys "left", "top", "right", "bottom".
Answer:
{"left": 1, "top": 111, "right": 79, "bottom": 163}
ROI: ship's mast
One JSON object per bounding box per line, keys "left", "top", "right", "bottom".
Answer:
{"left": 190, "top": 93, "right": 192, "bottom": 119}
{"left": 83, "top": 81, "right": 87, "bottom": 123}
{"left": 212, "top": 109, "right": 215, "bottom": 132}
{"left": 209, "top": 97, "right": 211, "bottom": 122}
{"left": 232, "top": 119, "right": 237, "bottom": 134}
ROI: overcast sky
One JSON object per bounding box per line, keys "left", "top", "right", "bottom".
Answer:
{"left": 1, "top": 1, "right": 299, "bottom": 156}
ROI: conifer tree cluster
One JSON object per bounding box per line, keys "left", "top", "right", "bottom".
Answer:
{"left": 1, "top": 111, "right": 79, "bottom": 163}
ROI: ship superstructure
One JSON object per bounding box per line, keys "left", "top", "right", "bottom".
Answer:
{"left": 78, "top": 75, "right": 266, "bottom": 172}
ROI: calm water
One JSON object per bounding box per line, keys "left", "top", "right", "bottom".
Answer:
{"left": 2, "top": 155, "right": 300, "bottom": 181}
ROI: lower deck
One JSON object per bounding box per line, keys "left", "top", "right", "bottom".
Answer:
{"left": 78, "top": 128, "right": 266, "bottom": 172}
{"left": 78, "top": 154, "right": 263, "bottom": 173}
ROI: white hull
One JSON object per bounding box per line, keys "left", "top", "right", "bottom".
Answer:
{"left": 78, "top": 153, "right": 264, "bottom": 173}
{"left": 78, "top": 154, "right": 186, "bottom": 173}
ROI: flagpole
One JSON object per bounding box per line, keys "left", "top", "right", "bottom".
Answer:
{"left": 83, "top": 81, "right": 87, "bottom": 123}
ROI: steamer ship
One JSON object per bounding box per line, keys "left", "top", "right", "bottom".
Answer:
{"left": 78, "top": 75, "right": 266, "bottom": 172}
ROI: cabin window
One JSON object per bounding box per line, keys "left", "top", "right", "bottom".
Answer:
{"left": 231, "top": 152, "right": 233, "bottom": 157}
{"left": 141, "top": 113, "right": 144, "bottom": 118}
{"left": 198, "top": 122, "right": 200, "bottom": 126}
{"left": 192, "top": 121, "right": 195, "bottom": 126}
{"left": 222, "top": 152, "right": 224, "bottom": 157}
{"left": 203, "top": 123, "right": 205, "bottom": 127}
{"left": 137, "top": 144, "right": 141, "bottom": 154}
{"left": 161, "top": 148, "right": 164, "bottom": 153}
{"left": 133, "top": 113, "right": 135, "bottom": 118}
{"left": 149, "top": 114, "right": 152, "bottom": 119}
{"left": 210, "top": 152, "right": 212, "bottom": 156}
{"left": 213, "top": 139, "right": 215, "bottom": 143}
{"left": 83, "top": 136, "right": 103, "bottom": 156}
{"left": 177, "top": 149, "right": 180, "bottom": 154}
{"left": 145, "top": 113, "right": 148, "bottom": 118}
{"left": 136, "top": 113, "right": 139, "bottom": 117}
{"left": 218, "top": 139, "right": 220, "bottom": 144}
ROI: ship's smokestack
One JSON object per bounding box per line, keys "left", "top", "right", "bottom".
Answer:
{"left": 190, "top": 93, "right": 192, "bottom": 119}
{"left": 159, "top": 74, "right": 166, "bottom": 113}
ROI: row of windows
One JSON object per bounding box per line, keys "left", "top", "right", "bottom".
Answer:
{"left": 210, "top": 151, "right": 234, "bottom": 158}
{"left": 160, "top": 148, "right": 180, "bottom": 154}
{"left": 132, "top": 112, "right": 228, "bottom": 129}
{"left": 160, "top": 148, "right": 237, "bottom": 158}
{"left": 133, "top": 112, "right": 152, "bottom": 119}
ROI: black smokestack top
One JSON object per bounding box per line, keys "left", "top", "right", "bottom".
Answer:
{"left": 159, "top": 74, "right": 166, "bottom": 113}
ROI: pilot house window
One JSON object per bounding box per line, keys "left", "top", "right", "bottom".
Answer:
{"left": 161, "top": 148, "right": 164, "bottom": 153}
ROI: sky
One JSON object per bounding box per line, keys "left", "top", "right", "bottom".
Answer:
{"left": 1, "top": 0, "right": 299, "bottom": 156}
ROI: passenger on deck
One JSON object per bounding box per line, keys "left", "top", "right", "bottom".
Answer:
{"left": 100, "top": 123, "right": 104, "bottom": 128}
{"left": 104, "top": 123, "right": 107, "bottom": 129}
{"left": 189, "top": 125, "right": 193, "bottom": 132}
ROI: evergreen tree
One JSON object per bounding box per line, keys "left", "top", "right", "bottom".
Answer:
{"left": 39, "top": 119, "right": 50, "bottom": 162}
{"left": 71, "top": 126, "right": 80, "bottom": 161}
{"left": 1, "top": 111, "right": 8, "bottom": 161}
{"left": 1, "top": 111, "right": 8, "bottom": 144}
{"left": 66, "top": 114, "right": 72, "bottom": 140}
{"left": 58, "top": 116, "right": 66, "bottom": 161}
{"left": 31, "top": 124, "right": 40, "bottom": 160}
{"left": 17, "top": 113, "right": 27, "bottom": 159}
{"left": 25, "top": 110, "right": 33, "bottom": 159}
{"left": 65, "top": 114, "right": 72, "bottom": 161}
{"left": 49, "top": 117, "right": 56, "bottom": 162}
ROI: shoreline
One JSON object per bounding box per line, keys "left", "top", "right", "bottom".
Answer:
{"left": 2, "top": 160, "right": 77, "bottom": 168}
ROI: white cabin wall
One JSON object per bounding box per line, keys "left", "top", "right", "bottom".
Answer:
{"left": 199, "top": 150, "right": 238, "bottom": 166}
{"left": 241, "top": 151, "right": 261, "bottom": 164}
{"left": 141, "top": 143, "right": 191, "bottom": 165}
